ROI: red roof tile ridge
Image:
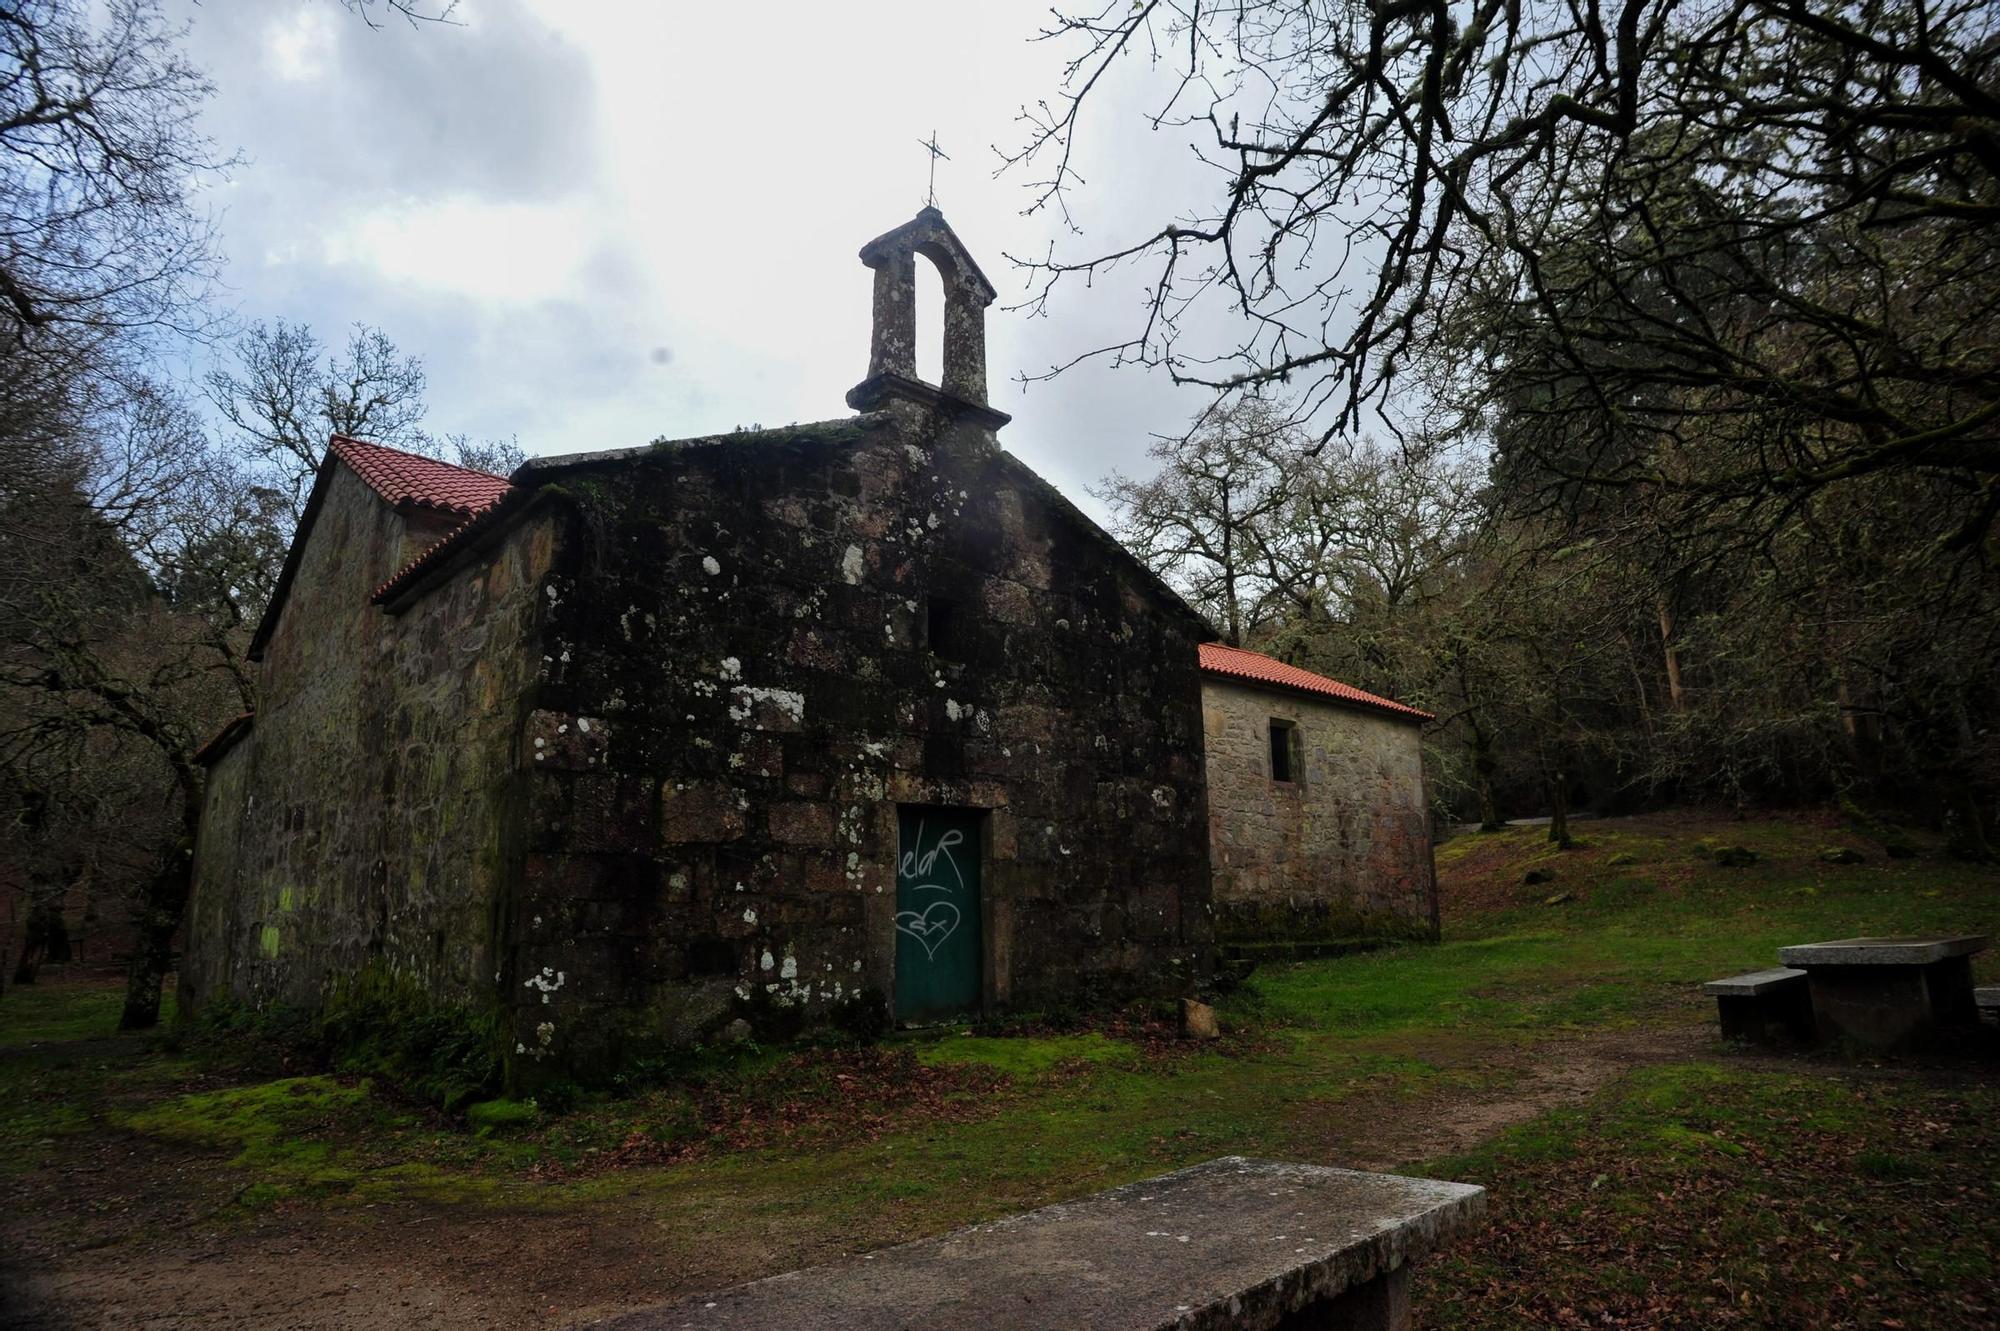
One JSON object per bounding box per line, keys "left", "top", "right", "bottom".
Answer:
{"left": 1197, "top": 642, "right": 1432, "bottom": 721}
{"left": 328, "top": 435, "right": 515, "bottom": 516}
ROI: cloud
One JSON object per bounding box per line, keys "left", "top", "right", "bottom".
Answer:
{"left": 183, "top": 0, "right": 599, "bottom": 204}
{"left": 318, "top": 196, "right": 601, "bottom": 304}
{"left": 265, "top": 8, "right": 339, "bottom": 83}
{"left": 171, "top": 0, "right": 1245, "bottom": 505}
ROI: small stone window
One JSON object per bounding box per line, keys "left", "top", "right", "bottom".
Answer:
{"left": 1269, "top": 719, "right": 1299, "bottom": 783}
{"left": 927, "top": 596, "right": 970, "bottom": 661}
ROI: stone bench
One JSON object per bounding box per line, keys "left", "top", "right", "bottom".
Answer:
{"left": 1702, "top": 968, "right": 1812, "bottom": 1044}
{"left": 1978, "top": 986, "right": 1999, "bottom": 1021}
{"left": 589, "top": 1157, "right": 1486, "bottom": 1331}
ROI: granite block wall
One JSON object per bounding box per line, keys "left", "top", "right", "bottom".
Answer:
{"left": 1202, "top": 677, "right": 1435, "bottom": 942}
{"left": 507, "top": 405, "right": 1214, "bottom": 1078}
{"left": 188, "top": 404, "right": 1217, "bottom": 1085}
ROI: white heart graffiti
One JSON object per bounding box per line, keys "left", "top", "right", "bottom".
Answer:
{"left": 894, "top": 901, "right": 961, "bottom": 961}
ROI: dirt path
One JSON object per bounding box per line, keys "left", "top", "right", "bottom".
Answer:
{"left": 1278, "top": 1022, "right": 1713, "bottom": 1173}
{"left": 1, "top": 1019, "right": 1710, "bottom": 1331}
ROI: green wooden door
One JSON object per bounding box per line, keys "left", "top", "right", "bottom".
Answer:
{"left": 895, "top": 806, "right": 982, "bottom": 1023}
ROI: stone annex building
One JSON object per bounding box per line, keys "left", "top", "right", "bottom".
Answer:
{"left": 185, "top": 211, "right": 1433, "bottom": 1081}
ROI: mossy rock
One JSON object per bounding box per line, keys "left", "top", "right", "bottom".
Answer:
{"left": 464, "top": 1097, "right": 540, "bottom": 1135}
{"left": 1713, "top": 846, "right": 1758, "bottom": 868}
{"left": 1818, "top": 846, "right": 1865, "bottom": 865}
{"left": 1523, "top": 867, "right": 1556, "bottom": 885}
{"left": 1607, "top": 851, "right": 1638, "bottom": 867}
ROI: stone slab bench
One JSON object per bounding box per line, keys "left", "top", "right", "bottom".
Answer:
{"left": 588, "top": 1157, "right": 1486, "bottom": 1331}
{"left": 1702, "top": 968, "right": 1812, "bottom": 1044}
{"left": 1777, "top": 935, "right": 1989, "bottom": 1050}
{"left": 1977, "top": 986, "right": 1999, "bottom": 1021}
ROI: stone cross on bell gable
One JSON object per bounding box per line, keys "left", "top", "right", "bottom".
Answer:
{"left": 918, "top": 131, "right": 949, "bottom": 209}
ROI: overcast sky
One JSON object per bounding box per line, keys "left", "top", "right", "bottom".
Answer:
{"left": 165, "top": 0, "right": 1238, "bottom": 516}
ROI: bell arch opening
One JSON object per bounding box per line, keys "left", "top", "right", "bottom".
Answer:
{"left": 914, "top": 250, "right": 946, "bottom": 387}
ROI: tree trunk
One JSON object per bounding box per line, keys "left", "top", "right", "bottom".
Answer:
{"left": 1942, "top": 700, "right": 1994, "bottom": 862}
{"left": 1221, "top": 501, "right": 1242, "bottom": 646}
{"left": 1835, "top": 666, "right": 1882, "bottom": 785}
{"left": 1546, "top": 770, "right": 1573, "bottom": 849}
{"left": 119, "top": 815, "right": 197, "bottom": 1030}
{"left": 1457, "top": 655, "right": 1504, "bottom": 833}
{"left": 1475, "top": 774, "right": 1502, "bottom": 834}
{"left": 11, "top": 892, "right": 69, "bottom": 986}
{"left": 1941, "top": 776, "right": 1995, "bottom": 863}
{"left": 1471, "top": 728, "right": 1503, "bottom": 832}
{"left": 1622, "top": 633, "right": 1656, "bottom": 739}
{"left": 1657, "top": 600, "right": 1685, "bottom": 711}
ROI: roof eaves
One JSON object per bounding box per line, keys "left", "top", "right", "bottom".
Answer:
{"left": 328, "top": 434, "right": 513, "bottom": 515}
{"left": 514, "top": 413, "right": 890, "bottom": 480}
{"left": 373, "top": 485, "right": 546, "bottom": 610}
{"left": 381, "top": 416, "right": 892, "bottom": 611}
{"left": 246, "top": 452, "right": 344, "bottom": 661}
{"left": 194, "top": 712, "right": 255, "bottom": 766}
{"left": 1198, "top": 648, "right": 1434, "bottom": 723}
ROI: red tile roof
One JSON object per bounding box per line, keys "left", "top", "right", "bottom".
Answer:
{"left": 1197, "top": 643, "right": 1432, "bottom": 722}
{"left": 248, "top": 437, "right": 519, "bottom": 662}
{"left": 328, "top": 435, "right": 514, "bottom": 516}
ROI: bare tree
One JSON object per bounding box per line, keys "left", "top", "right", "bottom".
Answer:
{"left": 1094, "top": 397, "right": 1297, "bottom": 643}
{"left": 206, "top": 320, "right": 432, "bottom": 521}
{"left": 207, "top": 319, "right": 526, "bottom": 523}
{"left": 0, "top": 1, "right": 225, "bottom": 365}
{"left": 442, "top": 432, "right": 526, "bottom": 478}
{"left": 0, "top": 368, "right": 251, "bottom": 1021}
{"left": 336, "top": 0, "right": 462, "bottom": 29}
{"left": 1005, "top": 0, "right": 1998, "bottom": 515}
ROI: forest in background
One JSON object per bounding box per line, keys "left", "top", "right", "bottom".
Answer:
{"left": 1096, "top": 391, "right": 1998, "bottom": 847}
{"left": 1046, "top": 0, "right": 1999, "bottom": 851}
{"left": 3, "top": 0, "right": 1996, "bottom": 1026}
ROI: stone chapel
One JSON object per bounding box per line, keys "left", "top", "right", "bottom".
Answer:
{"left": 185, "top": 210, "right": 1435, "bottom": 1083}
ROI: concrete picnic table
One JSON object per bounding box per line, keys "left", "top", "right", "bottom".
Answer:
{"left": 1775, "top": 935, "right": 1989, "bottom": 1050}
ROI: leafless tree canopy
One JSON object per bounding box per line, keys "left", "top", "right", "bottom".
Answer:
{"left": 1006, "top": 0, "right": 1999, "bottom": 513}
{"left": 337, "top": 0, "right": 463, "bottom": 30}
{"left": 0, "top": 0, "right": 224, "bottom": 361}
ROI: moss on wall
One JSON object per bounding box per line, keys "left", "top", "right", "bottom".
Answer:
{"left": 183, "top": 467, "right": 558, "bottom": 1031}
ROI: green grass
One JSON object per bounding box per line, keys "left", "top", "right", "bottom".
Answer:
{"left": 112, "top": 1073, "right": 511, "bottom": 1206}
{"left": 0, "top": 979, "right": 172, "bottom": 1047}
{"left": 3, "top": 809, "right": 1997, "bottom": 1318}
{"left": 913, "top": 1030, "right": 1134, "bottom": 1076}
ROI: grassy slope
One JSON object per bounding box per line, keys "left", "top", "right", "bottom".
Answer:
{"left": 3, "top": 809, "right": 1997, "bottom": 1323}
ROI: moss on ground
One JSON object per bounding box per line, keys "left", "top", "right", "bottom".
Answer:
{"left": 913, "top": 1031, "right": 1133, "bottom": 1077}
{"left": 2, "top": 809, "right": 1997, "bottom": 1319}
{"left": 114, "top": 1074, "right": 520, "bottom": 1206}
